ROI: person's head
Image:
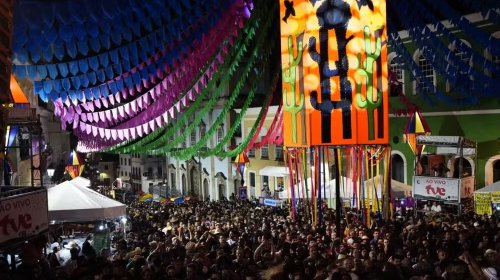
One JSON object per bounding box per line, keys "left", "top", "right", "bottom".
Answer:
{"left": 166, "top": 265, "right": 176, "bottom": 277}
{"left": 437, "top": 248, "right": 449, "bottom": 261}
{"left": 343, "top": 257, "right": 354, "bottom": 271}
{"left": 186, "top": 263, "right": 198, "bottom": 279}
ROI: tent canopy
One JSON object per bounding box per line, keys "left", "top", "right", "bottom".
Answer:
{"left": 48, "top": 180, "right": 126, "bottom": 223}
{"left": 70, "top": 176, "right": 91, "bottom": 188}
{"left": 259, "top": 166, "right": 289, "bottom": 177}
{"left": 474, "top": 181, "right": 500, "bottom": 194}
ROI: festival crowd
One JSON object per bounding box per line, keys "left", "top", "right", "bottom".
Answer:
{"left": 1, "top": 198, "right": 499, "bottom": 280}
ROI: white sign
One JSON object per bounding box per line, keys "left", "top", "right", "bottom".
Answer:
{"left": 413, "top": 176, "right": 460, "bottom": 202}
{"left": 0, "top": 190, "right": 49, "bottom": 245}
{"left": 460, "top": 176, "right": 475, "bottom": 199}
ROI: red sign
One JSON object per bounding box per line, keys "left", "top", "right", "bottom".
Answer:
{"left": 0, "top": 190, "right": 48, "bottom": 245}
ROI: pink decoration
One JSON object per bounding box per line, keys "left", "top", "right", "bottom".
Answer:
{"left": 162, "top": 112, "right": 169, "bottom": 123}
{"left": 109, "top": 93, "right": 115, "bottom": 106}
{"left": 87, "top": 113, "right": 93, "bottom": 122}
{"left": 111, "top": 130, "right": 117, "bottom": 140}
{"left": 72, "top": 116, "right": 79, "bottom": 130}
{"left": 149, "top": 119, "right": 155, "bottom": 131}
{"left": 118, "top": 129, "right": 124, "bottom": 140}
{"left": 124, "top": 103, "right": 130, "bottom": 115}
{"left": 124, "top": 129, "right": 129, "bottom": 139}
{"left": 94, "top": 99, "right": 101, "bottom": 109}
{"left": 99, "top": 127, "right": 105, "bottom": 138}
{"left": 137, "top": 125, "right": 143, "bottom": 137}
{"left": 118, "top": 106, "right": 124, "bottom": 117}
{"left": 93, "top": 112, "right": 99, "bottom": 122}
{"left": 99, "top": 111, "right": 105, "bottom": 122}
{"left": 86, "top": 123, "right": 92, "bottom": 135}
{"left": 155, "top": 116, "right": 162, "bottom": 128}
{"left": 105, "top": 110, "right": 111, "bottom": 121}
{"left": 143, "top": 123, "right": 149, "bottom": 134}
{"left": 131, "top": 100, "right": 137, "bottom": 112}
{"left": 105, "top": 129, "right": 111, "bottom": 140}
{"left": 130, "top": 128, "right": 136, "bottom": 138}
{"left": 137, "top": 97, "right": 143, "bottom": 109}
{"left": 112, "top": 108, "right": 118, "bottom": 119}
{"left": 175, "top": 101, "right": 181, "bottom": 113}
{"left": 102, "top": 97, "right": 109, "bottom": 108}
{"left": 168, "top": 106, "right": 175, "bottom": 119}
{"left": 81, "top": 113, "right": 87, "bottom": 122}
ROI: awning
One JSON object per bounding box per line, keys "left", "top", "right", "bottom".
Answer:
{"left": 258, "top": 166, "right": 289, "bottom": 177}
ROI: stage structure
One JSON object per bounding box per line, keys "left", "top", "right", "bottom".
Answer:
{"left": 412, "top": 135, "right": 477, "bottom": 215}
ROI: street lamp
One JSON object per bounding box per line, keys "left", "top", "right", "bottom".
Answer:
{"left": 46, "top": 164, "right": 55, "bottom": 188}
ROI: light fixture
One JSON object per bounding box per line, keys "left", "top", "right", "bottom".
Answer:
{"left": 47, "top": 164, "right": 55, "bottom": 178}
{"left": 121, "top": 217, "right": 127, "bottom": 224}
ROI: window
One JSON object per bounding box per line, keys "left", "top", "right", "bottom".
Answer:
{"left": 104, "top": 165, "right": 108, "bottom": 170}
{"left": 275, "top": 145, "right": 284, "bottom": 160}
{"left": 190, "top": 129, "right": 196, "bottom": 145}
{"left": 453, "top": 157, "right": 472, "bottom": 178}
{"left": 249, "top": 172, "right": 256, "bottom": 187}
{"left": 391, "top": 154, "right": 404, "bottom": 183}
{"left": 261, "top": 144, "right": 269, "bottom": 159}
{"left": 171, "top": 173, "right": 176, "bottom": 188}
{"left": 389, "top": 54, "right": 404, "bottom": 97}
{"left": 417, "top": 54, "right": 434, "bottom": 95}
{"left": 148, "top": 167, "right": 153, "bottom": 177}
{"left": 128, "top": 159, "right": 131, "bottom": 165}
{"left": 200, "top": 123, "right": 206, "bottom": 138}
{"left": 157, "top": 167, "right": 163, "bottom": 177}
{"left": 493, "top": 160, "right": 500, "bottom": 183}
{"left": 217, "top": 126, "right": 224, "bottom": 143}
{"left": 262, "top": 176, "right": 269, "bottom": 187}
{"left": 248, "top": 149, "right": 255, "bottom": 158}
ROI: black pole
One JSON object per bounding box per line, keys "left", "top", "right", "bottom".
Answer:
{"left": 334, "top": 148, "right": 342, "bottom": 239}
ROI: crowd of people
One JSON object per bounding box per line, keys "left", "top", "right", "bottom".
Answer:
{"left": 2, "top": 198, "right": 499, "bottom": 280}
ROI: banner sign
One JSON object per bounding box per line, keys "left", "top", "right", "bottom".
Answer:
{"left": 0, "top": 190, "right": 48, "bottom": 245}
{"left": 263, "top": 198, "right": 281, "bottom": 207}
{"left": 239, "top": 187, "right": 248, "bottom": 200}
{"left": 279, "top": 0, "right": 389, "bottom": 146}
{"left": 474, "top": 193, "right": 492, "bottom": 215}
{"left": 460, "top": 176, "right": 474, "bottom": 199}
{"left": 413, "top": 176, "right": 460, "bottom": 202}
{"left": 491, "top": 191, "right": 500, "bottom": 203}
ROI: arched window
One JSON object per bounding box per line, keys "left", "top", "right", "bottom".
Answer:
{"left": 453, "top": 157, "right": 472, "bottom": 178}
{"left": 388, "top": 52, "right": 405, "bottom": 96}
{"left": 391, "top": 154, "right": 404, "bottom": 182}
{"left": 190, "top": 129, "right": 196, "bottom": 146}
{"left": 484, "top": 31, "right": 500, "bottom": 79}
{"left": 217, "top": 126, "right": 224, "bottom": 143}
{"left": 413, "top": 49, "right": 435, "bottom": 95}
{"left": 447, "top": 40, "right": 473, "bottom": 92}
{"left": 493, "top": 160, "right": 500, "bottom": 183}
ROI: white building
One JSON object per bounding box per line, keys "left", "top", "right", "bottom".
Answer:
{"left": 117, "top": 154, "right": 166, "bottom": 194}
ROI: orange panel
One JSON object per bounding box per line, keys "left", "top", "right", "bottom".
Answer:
{"left": 280, "top": 0, "right": 388, "bottom": 146}
{"left": 9, "top": 75, "right": 29, "bottom": 104}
